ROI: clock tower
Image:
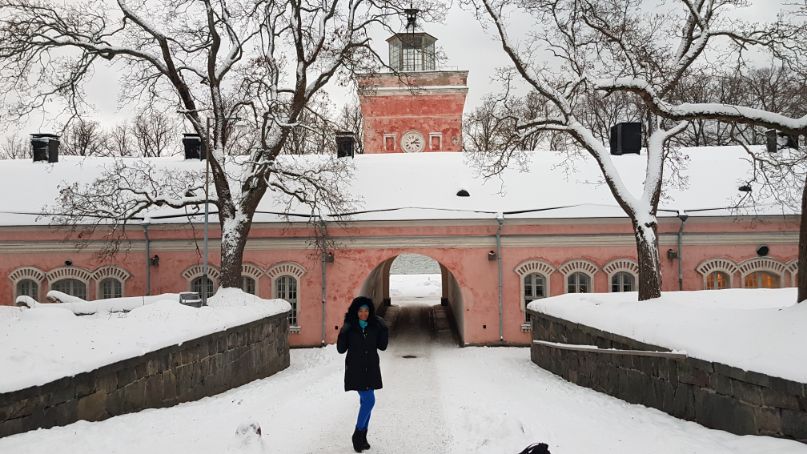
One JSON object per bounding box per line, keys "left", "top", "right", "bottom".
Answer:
{"left": 357, "top": 14, "right": 468, "bottom": 154}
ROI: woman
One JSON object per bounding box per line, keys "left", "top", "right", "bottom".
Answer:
{"left": 337, "top": 296, "right": 389, "bottom": 453}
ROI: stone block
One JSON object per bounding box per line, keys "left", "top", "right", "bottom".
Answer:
{"left": 753, "top": 406, "right": 782, "bottom": 436}
{"left": 75, "top": 372, "right": 97, "bottom": 398}
{"left": 671, "top": 383, "right": 695, "bottom": 420}
{"left": 121, "top": 380, "right": 146, "bottom": 408}
{"left": 694, "top": 388, "right": 756, "bottom": 435}
{"left": 47, "top": 378, "right": 76, "bottom": 406}
{"left": 730, "top": 379, "right": 764, "bottom": 406}
{"left": 709, "top": 372, "right": 733, "bottom": 396}
{"left": 76, "top": 390, "right": 108, "bottom": 421}
{"left": 95, "top": 373, "right": 118, "bottom": 393}
{"left": 116, "top": 367, "right": 136, "bottom": 386}
{"left": 781, "top": 409, "right": 807, "bottom": 439}
{"left": 762, "top": 388, "right": 801, "bottom": 410}
{"left": 42, "top": 399, "right": 77, "bottom": 428}
{"left": 678, "top": 362, "right": 709, "bottom": 387}
{"left": 162, "top": 371, "right": 178, "bottom": 405}
{"left": 144, "top": 374, "right": 164, "bottom": 408}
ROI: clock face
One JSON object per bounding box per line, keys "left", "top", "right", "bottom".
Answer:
{"left": 401, "top": 131, "right": 424, "bottom": 153}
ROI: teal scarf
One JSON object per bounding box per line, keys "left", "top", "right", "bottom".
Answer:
{"left": 358, "top": 319, "right": 368, "bottom": 329}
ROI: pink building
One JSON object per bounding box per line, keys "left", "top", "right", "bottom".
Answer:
{"left": 0, "top": 27, "right": 799, "bottom": 347}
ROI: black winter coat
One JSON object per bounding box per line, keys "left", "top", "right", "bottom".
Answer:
{"left": 336, "top": 299, "right": 389, "bottom": 392}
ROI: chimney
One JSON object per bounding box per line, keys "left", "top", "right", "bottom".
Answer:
{"left": 335, "top": 132, "right": 356, "bottom": 158}
{"left": 609, "top": 122, "right": 642, "bottom": 155}
{"left": 182, "top": 133, "right": 207, "bottom": 160}
{"left": 766, "top": 129, "right": 799, "bottom": 153}
{"left": 30, "top": 133, "right": 60, "bottom": 163}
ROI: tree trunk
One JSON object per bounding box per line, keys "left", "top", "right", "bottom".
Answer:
{"left": 798, "top": 171, "right": 807, "bottom": 303}
{"left": 218, "top": 217, "right": 252, "bottom": 289}
{"left": 634, "top": 221, "right": 662, "bottom": 300}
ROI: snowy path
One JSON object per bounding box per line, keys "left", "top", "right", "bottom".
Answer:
{"left": 1, "top": 299, "right": 805, "bottom": 454}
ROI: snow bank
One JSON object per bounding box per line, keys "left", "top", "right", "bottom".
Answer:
{"left": 0, "top": 289, "right": 290, "bottom": 393}
{"left": 44, "top": 293, "right": 181, "bottom": 315}
{"left": 528, "top": 288, "right": 807, "bottom": 383}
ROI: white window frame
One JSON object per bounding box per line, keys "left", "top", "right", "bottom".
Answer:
{"left": 267, "top": 262, "right": 306, "bottom": 333}
{"left": 559, "top": 259, "right": 599, "bottom": 294}
{"left": 93, "top": 266, "right": 131, "bottom": 300}
{"left": 737, "top": 257, "right": 786, "bottom": 289}
{"left": 383, "top": 133, "right": 396, "bottom": 152}
{"left": 9, "top": 266, "right": 45, "bottom": 301}
{"left": 98, "top": 277, "right": 124, "bottom": 299}
{"left": 696, "top": 258, "right": 739, "bottom": 289}
{"left": 514, "top": 260, "right": 555, "bottom": 331}
{"left": 429, "top": 132, "right": 442, "bottom": 151}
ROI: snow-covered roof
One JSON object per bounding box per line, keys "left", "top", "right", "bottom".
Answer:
{"left": 0, "top": 146, "right": 793, "bottom": 226}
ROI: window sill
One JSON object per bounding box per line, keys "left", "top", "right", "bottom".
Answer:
{"left": 290, "top": 326, "right": 301, "bottom": 334}
{"left": 521, "top": 323, "right": 531, "bottom": 333}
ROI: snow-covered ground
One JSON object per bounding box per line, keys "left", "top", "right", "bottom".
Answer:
{"left": 529, "top": 288, "right": 807, "bottom": 383}
{"left": 389, "top": 273, "right": 442, "bottom": 298}
{"left": 1, "top": 299, "right": 803, "bottom": 454}
{"left": 0, "top": 289, "right": 289, "bottom": 393}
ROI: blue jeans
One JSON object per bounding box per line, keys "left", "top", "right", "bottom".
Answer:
{"left": 356, "top": 390, "right": 375, "bottom": 430}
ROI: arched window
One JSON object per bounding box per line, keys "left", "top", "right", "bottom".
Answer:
{"left": 743, "top": 271, "right": 780, "bottom": 289}
{"left": 706, "top": 271, "right": 730, "bottom": 290}
{"left": 514, "top": 260, "right": 555, "bottom": 326}
{"left": 567, "top": 272, "right": 591, "bottom": 293}
{"left": 16, "top": 279, "right": 39, "bottom": 300}
{"left": 99, "top": 278, "right": 123, "bottom": 299}
{"left": 191, "top": 276, "right": 215, "bottom": 299}
{"left": 274, "top": 275, "right": 299, "bottom": 327}
{"left": 523, "top": 273, "right": 546, "bottom": 322}
{"left": 51, "top": 279, "right": 87, "bottom": 300}
{"left": 611, "top": 272, "right": 635, "bottom": 292}
{"left": 242, "top": 276, "right": 256, "bottom": 295}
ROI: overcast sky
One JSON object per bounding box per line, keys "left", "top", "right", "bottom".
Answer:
{"left": 8, "top": 0, "right": 796, "bottom": 140}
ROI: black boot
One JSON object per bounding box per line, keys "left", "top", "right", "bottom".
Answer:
{"left": 351, "top": 429, "right": 364, "bottom": 453}
{"left": 360, "top": 429, "right": 371, "bottom": 450}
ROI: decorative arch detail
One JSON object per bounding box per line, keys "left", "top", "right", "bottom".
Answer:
{"left": 603, "top": 259, "right": 639, "bottom": 276}
{"left": 181, "top": 265, "right": 221, "bottom": 281}
{"left": 786, "top": 260, "right": 798, "bottom": 286}
{"left": 558, "top": 259, "right": 599, "bottom": 277}
{"left": 45, "top": 266, "right": 93, "bottom": 285}
{"left": 266, "top": 262, "right": 306, "bottom": 280}
{"left": 8, "top": 266, "right": 45, "bottom": 284}
{"left": 737, "top": 257, "right": 787, "bottom": 277}
{"left": 241, "top": 263, "right": 264, "bottom": 280}
{"left": 514, "top": 260, "right": 555, "bottom": 278}
{"left": 696, "top": 258, "right": 739, "bottom": 276}
{"left": 92, "top": 266, "right": 131, "bottom": 282}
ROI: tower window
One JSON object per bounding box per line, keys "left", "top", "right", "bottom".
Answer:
{"left": 384, "top": 134, "right": 396, "bottom": 152}
{"left": 429, "top": 133, "right": 442, "bottom": 151}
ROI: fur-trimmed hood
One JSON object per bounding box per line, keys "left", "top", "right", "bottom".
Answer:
{"left": 343, "top": 296, "right": 379, "bottom": 326}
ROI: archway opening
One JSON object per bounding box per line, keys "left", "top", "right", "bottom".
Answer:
{"left": 356, "top": 253, "right": 464, "bottom": 345}
{"left": 389, "top": 253, "right": 442, "bottom": 308}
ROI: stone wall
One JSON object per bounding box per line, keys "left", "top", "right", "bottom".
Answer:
{"left": 0, "top": 311, "right": 289, "bottom": 438}
{"left": 529, "top": 310, "right": 807, "bottom": 442}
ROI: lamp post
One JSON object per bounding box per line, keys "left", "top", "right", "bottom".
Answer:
{"left": 202, "top": 117, "right": 211, "bottom": 305}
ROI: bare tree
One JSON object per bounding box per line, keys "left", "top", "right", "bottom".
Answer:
{"left": 336, "top": 102, "right": 364, "bottom": 154}
{"left": 106, "top": 123, "right": 133, "bottom": 157}
{"left": 0, "top": 0, "right": 442, "bottom": 287}
{"left": 132, "top": 109, "right": 177, "bottom": 157}
{"left": 0, "top": 133, "right": 29, "bottom": 159}
{"left": 474, "top": 0, "right": 804, "bottom": 300}
{"left": 60, "top": 119, "right": 106, "bottom": 156}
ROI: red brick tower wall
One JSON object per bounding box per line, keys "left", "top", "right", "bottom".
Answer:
{"left": 357, "top": 71, "right": 468, "bottom": 153}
